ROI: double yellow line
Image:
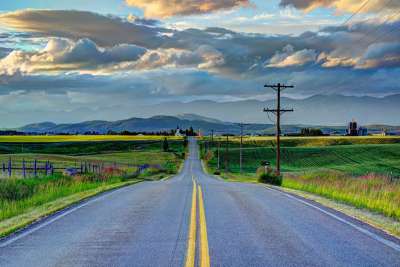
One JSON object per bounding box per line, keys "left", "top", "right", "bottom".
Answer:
{"left": 185, "top": 177, "right": 210, "bottom": 267}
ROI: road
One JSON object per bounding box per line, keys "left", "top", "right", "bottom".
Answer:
{"left": 1, "top": 138, "right": 400, "bottom": 266}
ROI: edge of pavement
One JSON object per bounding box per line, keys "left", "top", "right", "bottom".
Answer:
{"left": 0, "top": 179, "right": 143, "bottom": 240}
{"left": 267, "top": 185, "right": 400, "bottom": 241}
{"left": 200, "top": 159, "right": 400, "bottom": 241}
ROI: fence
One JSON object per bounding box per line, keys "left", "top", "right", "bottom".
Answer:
{"left": 0, "top": 158, "right": 162, "bottom": 179}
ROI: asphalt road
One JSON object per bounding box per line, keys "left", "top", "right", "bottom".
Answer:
{"left": 1, "top": 138, "right": 400, "bottom": 266}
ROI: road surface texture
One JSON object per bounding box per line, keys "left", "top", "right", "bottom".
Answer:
{"left": 1, "top": 138, "right": 399, "bottom": 266}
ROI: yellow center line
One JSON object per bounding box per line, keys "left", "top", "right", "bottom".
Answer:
{"left": 198, "top": 185, "right": 210, "bottom": 267}
{"left": 185, "top": 179, "right": 197, "bottom": 267}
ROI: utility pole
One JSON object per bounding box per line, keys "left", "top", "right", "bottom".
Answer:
{"left": 263, "top": 83, "right": 294, "bottom": 176}
{"left": 217, "top": 141, "right": 220, "bottom": 170}
{"left": 225, "top": 135, "right": 229, "bottom": 172}
{"left": 238, "top": 123, "right": 246, "bottom": 174}
{"left": 211, "top": 129, "right": 214, "bottom": 149}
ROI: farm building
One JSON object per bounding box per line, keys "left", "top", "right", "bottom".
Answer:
{"left": 347, "top": 120, "right": 368, "bottom": 136}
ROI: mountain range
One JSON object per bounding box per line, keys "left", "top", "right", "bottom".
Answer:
{"left": 19, "top": 114, "right": 272, "bottom": 135}
{"left": 19, "top": 113, "right": 400, "bottom": 135}
{"left": 124, "top": 94, "right": 400, "bottom": 126}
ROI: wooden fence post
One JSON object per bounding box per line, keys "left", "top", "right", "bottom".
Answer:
{"left": 8, "top": 158, "right": 11, "bottom": 177}
{"left": 34, "top": 159, "right": 37, "bottom": 177}
{"left": 22, "top": 159, "right": 26, "bottom": 179}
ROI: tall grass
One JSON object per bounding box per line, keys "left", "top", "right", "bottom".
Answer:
{"left": 283, "top": 171, "right": 400, "bottom": 220}
{"left": 0, "top": 173, "right": 131, "bottom": 221}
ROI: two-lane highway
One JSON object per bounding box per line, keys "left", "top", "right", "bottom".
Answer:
{"left": 1, "top": 138, "right": 400, "bottom": 266}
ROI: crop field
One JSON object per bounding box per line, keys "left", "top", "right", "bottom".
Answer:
{"left": 0, "top": 135, "right": 182, "bottom": 143}
{"left": 210, "top": 135, "right": 400, "bottom": 148}
{"left": 208, "top": 144, "right": 400, "bottom": 176}
{"left": 0, "top": 137, "right": 185, "bottom": 178}
{"left": 204, "top": 136, "right": 400, "bottom": 220}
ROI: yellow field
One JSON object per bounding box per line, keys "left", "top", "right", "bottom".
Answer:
{"left": 0, "top": 135, "right": 182, "bottom": 143}
{"left": 209, "top": 135, "right": 400, "bottom": 147}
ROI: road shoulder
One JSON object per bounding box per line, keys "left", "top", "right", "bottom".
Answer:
{"left": 264, "top": 184, "right": 400, "bottom": 241}
{"left": 0, "top": 179, "right": 143, "bottom": 239}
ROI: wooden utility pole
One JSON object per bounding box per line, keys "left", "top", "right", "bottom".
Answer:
{"left": 211, "top": 129, "right": 214, "bottom": 149}
{"left": 263, "top": 83, "right": 294, "bottom": 175}
{"left": 217, "top": 141, "right": 220, "bottom": 170}
{"left": 225, "top": 135, "right": 229, "bottom": 172}
{"left": 238, "top": 123, "right": 247, "bottom": 174}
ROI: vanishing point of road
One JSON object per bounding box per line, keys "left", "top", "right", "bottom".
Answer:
{"left": 1, "top": 138, "right": 399, "bottom": 266}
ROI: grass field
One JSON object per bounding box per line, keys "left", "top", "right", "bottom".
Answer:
{"left": 207, "top": 144, "right": 400, "bottom": 176}
{"left": 0, "top": 135, "right": 182, "bottom": 143}
{"left": 203, "top": 136, "right": 400, "bottom": 220}
{"left": 283, "top": 172, "right": 400, "bottom": 220}
{"left": 0, "top": 137, "right": 186, "bottom": 227}
{"left": 209, "top": 135, "right": 400, "bottom": 148}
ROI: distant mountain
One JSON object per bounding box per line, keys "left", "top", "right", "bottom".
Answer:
{"left": 19, "top": 115, "right": 273, "bottom": 135}
{"left": 124, "top": 94, "right": 400, "bottom": 126}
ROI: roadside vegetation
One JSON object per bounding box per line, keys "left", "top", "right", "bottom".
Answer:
{"left": 283, "top": 171, "right": 400, "bottom": 220}
{"left": 202, "top": 136, "right": 400, "bottom": 220}
{"left": 0, "top": 138, "right": 185, "bottom": 235}
{"left": 0, "top": 173, "right": 132, "bottom": 222}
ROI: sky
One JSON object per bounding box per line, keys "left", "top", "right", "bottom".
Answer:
{"left": 0, "top": 0, "right": 399, "bottom": 127}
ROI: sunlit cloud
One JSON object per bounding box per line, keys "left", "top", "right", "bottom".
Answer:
{"left": 125, "top": 0, "right": 250, "bottom": 18}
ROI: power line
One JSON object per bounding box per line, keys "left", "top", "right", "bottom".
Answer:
{"left": 341, "top": 0, "right": 372, "bottom": 26}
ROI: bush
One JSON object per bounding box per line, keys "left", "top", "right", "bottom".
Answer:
{"left": 0, "top": 179, "right": 35, "bottom": 201}
{"left": 257, "top": 167, "right": 282, "bottom": 186}
{"left": 214, "top": 170, "right": 221, "bottom": 175}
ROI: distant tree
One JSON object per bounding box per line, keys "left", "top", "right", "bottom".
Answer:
{"left": 163, "top": 137, "right": 169, "bottom": 152}
{"left": 300, "top": 128, "right": 324, "bottom": 136}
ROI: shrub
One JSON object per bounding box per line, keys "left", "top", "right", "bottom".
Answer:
{"left": 257, "top": 167, "right": 282, "bottom": 186}
{"left": 0, "top": 179, "right": 35, "bottom": 201}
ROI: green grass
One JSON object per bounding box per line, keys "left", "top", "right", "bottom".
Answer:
{"left": 0, "top": 174, "right": 130, "bottom": 221}
{"left": 283, "top": 171, "right": 400, "bottom": 220}
{"left": 0, "top": 139, "right": 184, "bottom": 155}
{"left": 0, "top": 179, "right": 141, "bottom": 237}
{"left": 207, "top": 144, "right": 400, "bottom": 177}
{"left": 204, "top": 140, "right": 400, "bottom": 221}
{"left": 0, "top": 135, "right": 182, "bottom": 143}
{"left": 0, "top": 138, "right": 185, "bottom": 228}
{"left": 209, "top": 136, "right": 400, "bottom": 147}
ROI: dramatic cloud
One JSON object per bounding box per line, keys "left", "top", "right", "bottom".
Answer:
{"left": 125, "top": 0, "right": 249, "bottom": 18}
{"left": 280, "top": 0, "right": 400, "bottom": 13}
{"left": 0, "top": 10, "right": 165, "bottom": 47}
{"left": 132, "top": 45, "right": 224, "bottom": 70}
{"left": 0, "top": 9, "right": 399, "bottom": 127}
{"left": 0, "top": 38, "right": 147, "bottom": 74}
{"left": 266, "top": 44, "right": 317, "bottom": 67}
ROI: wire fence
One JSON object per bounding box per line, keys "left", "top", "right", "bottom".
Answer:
{"left": 0, "top": 158, "right": 163, "bottom": 179}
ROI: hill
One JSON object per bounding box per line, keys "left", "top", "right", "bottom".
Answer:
{"left": 19, "top": 115, "right": 272, "bottom": 135}
{"left": 126, "top": 94, "right": 400, "bottom": 125}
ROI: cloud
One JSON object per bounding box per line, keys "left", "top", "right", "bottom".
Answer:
{"left": 266, "top": 44, "right": 317, "bottom": 67}
{"left": 125, "top": 0, "right": 249, "bottom": 18}
{"left": 0, "top": 9, "right": 166, "bottom": 47}
{"left": 1, "top": 9, "right": 399, "bottom": 76}
{"left": 357, "top": 42, "right": 400, "bottom": 68}
{"left": 279, "top": 0, "right": 400, "bottom": 13}
{"left": 132, "top": 45, "right": 224, "bottom": 70}
{"left": 0, "top": 9, "right": 399, "bottom": 127}
{"left": 0, "top": 38, "right": 146, "bottom": 74}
